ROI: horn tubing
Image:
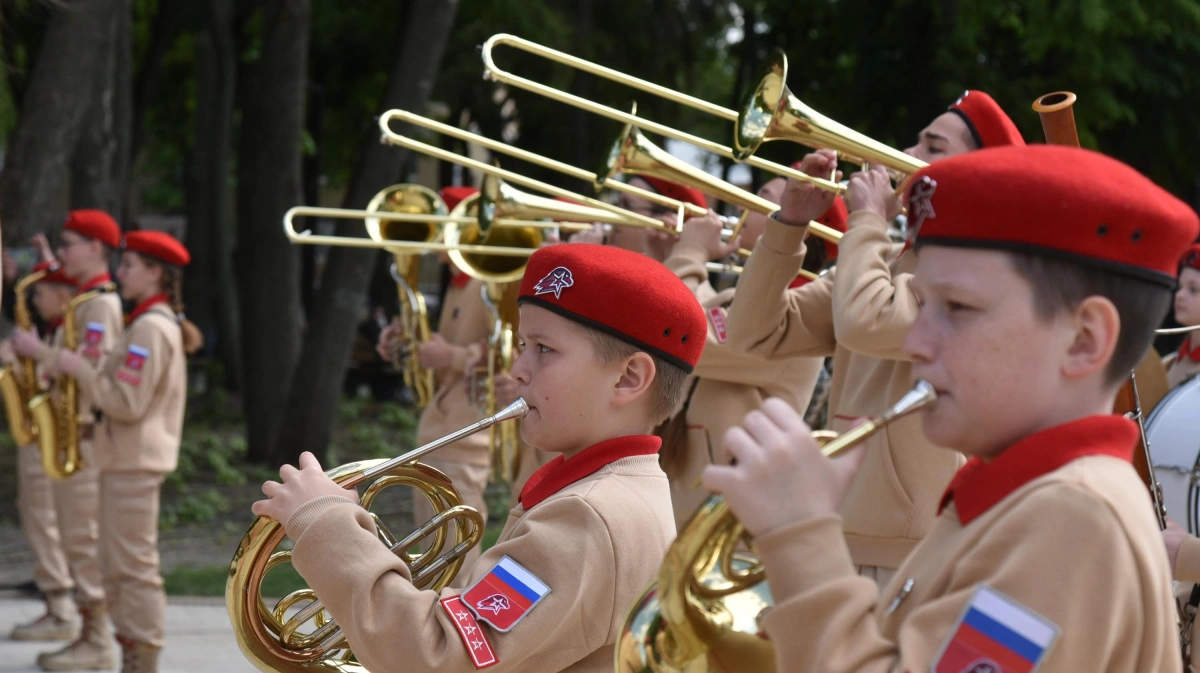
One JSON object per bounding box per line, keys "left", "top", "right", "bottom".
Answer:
{"left": 1032, "top": 91, "right": 1080, "bottom": 148}
{"left": 819, "top": 380, "right": 937, "bottom": 458}
{"left": 480, "top": 34, "right": 845, "bottom": 194}
{"left": 284, "top": 208, "right": 534, "bottom": 257}
{"left": 286, "top": 204, "right": 590, "bottom": 232}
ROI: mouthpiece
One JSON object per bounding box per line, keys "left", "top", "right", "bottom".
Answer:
{"left": 493, "top": 398, "right": 530, "bottom": 424}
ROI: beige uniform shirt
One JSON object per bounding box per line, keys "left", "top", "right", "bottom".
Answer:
{"left": 418, "top": 277, "right": 492, "bottom": 465}
{"left": 288, "top": 453, "right": 675, "bottom": 673}
{"left": 663, "top": 242, "right": 822, "bottom": 528}
{"left": 1173, "top": 533, "right": 1200, "bottom": 670}
{"left": 757, "top": 421, "right": 1179, "bottom": 673}
{"left": 37, "top": 290, "right": 123, "bottom": 423}
{"left": 727, "top": 215, "right": 964, "bottom": 568}
{"left": 75, "top": 303, "right": 186, "bottom": 473}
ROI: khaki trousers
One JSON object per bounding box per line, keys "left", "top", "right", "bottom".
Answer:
{"left": 17, "top": 440, "right": 103, "bottom": 602}
{"left": 411, "top": 458, "right": 490, "bottom": 589}
{"left": 100, "top": 471, "right": 166, "bottom": 647}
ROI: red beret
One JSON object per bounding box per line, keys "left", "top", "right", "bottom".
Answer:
{"left": 1182, "top": 244, "right": 1200, "bottom": 272}
{"left": 904, "top": 145, "right": 1200, "bottom": 286}
{"left": 816, "top": 196, "right": 849, "bottom": 260}
{"left": 32, "top": 261, "right": 75, "bottom": 287}
{"left": 440, "top": 186, "right": 480, "bottom": 212}
{"left": 641, "top": 177, "right": 708, "bottom": 211}
{"left": 518, "top": 244, "right": 706, "bottom": 372}
{"left": 64, "top": 210, "right": 121, "bottom": 248}
{"left": 947, "top": 90, "right": 1025, "bottom": 149}
{"left": 122, "top": 231, "right": 191, "bottom": 267}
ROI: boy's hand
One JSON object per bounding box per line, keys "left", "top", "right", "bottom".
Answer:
{"left": 54, "top": 350, "right": 86, "bottom": 377}
{"left": 777, "top": 150, "right": 840, "bottom": 227}
{"left": 417, "top": 333, "right": 455, "bottom": 370}
{"left": 703, "top": 398, "right": 867, "bottom": 537}
{"left": 678, "top": 211, "right": 741, "bottom": 261}
{"left": 569, "top": 223, "right": 606, "bottom": 245}
{"left": 1164, "top": 517, "right": 1188, "bottom": 571}
{"left": 12, "top": 328, "right": 41, "bottom": 358}
{"left": 845, "top": 164, "right": 899, "bottom": 222}
{"left": 251, "top": 452, "right": 359, "bottom": 528}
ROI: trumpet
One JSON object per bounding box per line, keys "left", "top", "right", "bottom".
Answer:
{"left": 227, "top": 399, "right": 530, "bottom": 673}
{"left": 617, "top": 381, "right": 937, "bottom": 673}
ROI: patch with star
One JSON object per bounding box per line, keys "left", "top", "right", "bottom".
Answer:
{"left": 461, "top": 555, "right": 551, "bottom": 632}
{"left": 441, "top": 595, "right": 497, "bottom": 669}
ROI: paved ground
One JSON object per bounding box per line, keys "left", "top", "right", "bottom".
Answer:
{"left": 0, "top": 594, "right": 258, "bottom": 673}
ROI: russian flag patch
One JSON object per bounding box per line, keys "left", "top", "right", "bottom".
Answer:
{"left": 461, "top": 555, "right": 550, "bottom": 632}
{"left": 934, "top": 585, "right": 1059, "bottom": 673}
{"left": 123, "top": 344, "right": 149, "bottom": 372}
{"left": 84, "top": 322, "right": 104, "bottom": 357}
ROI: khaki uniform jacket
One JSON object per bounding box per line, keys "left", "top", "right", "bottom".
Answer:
{"left": 1173, "top": 534, "right": 1200, "bottom": 670}
{"left": 75, "top": 303, "right": 186, "bottom": 473}
{"left": 418, "top": 277, "right": 492, "bottom": 466}
{"left": 37, "top": 291, "right": 123, "bottom": 423}
{"left": 288, "top": 454, "right": 675, "bottom": 673}
{"left": 757, "top": 455, "right": 1180, "bottom": 673}
{"left": 663, "top": 242, "right": 822, "bottom": 528}
{"left": 1164, "top": 351, "right": 1200, "bottom": 390}
{"left": 726, "top": 215, "right": 964, "bottom": 568}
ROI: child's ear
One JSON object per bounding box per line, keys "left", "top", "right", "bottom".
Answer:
{"left": 612, "top": 352, "right": 656, "bottom": 408}
{"left": 1063, "top": 296, "right": 1120, "bottom": 380}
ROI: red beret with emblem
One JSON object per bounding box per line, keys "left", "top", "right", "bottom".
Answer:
{"left": 518, "top": 244, "right": 706, "bottom": 372}
{"left": 64, "top": 209, "right": 121, "bottom": 248}
{"left": 641, "top": 177, "right": 708, "bottom": 211}
{"left": 440, "top": 186, "right": 479, "bottom": 212}
{"left": 32, "top": 261, "right": 75, "bottom": 287}
{"left": 905, "top": 145, "right": 1200, "bottom": 286}
{"left": 947, "top": 90, "right": 1025, "bottom": 149}
{"left": 122, "top": 231, "right": 191, "bottom": 267}
{"left": 1182, "top": 244, "right": 1200, "bottom": 272}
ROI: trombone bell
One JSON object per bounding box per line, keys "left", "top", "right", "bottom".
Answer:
{"left": 734, "top": 50, "right": 926, "bottom": 178}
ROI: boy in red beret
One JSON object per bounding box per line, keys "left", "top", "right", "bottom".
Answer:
{"left": 374, "top": 184, "right": 498, "bottom": 584}
{"left": 254, "top": 243, "right": 701, "bottom": 673}
{"left": 723, "top": 91, "right": 1024, "bottom": 585}
{"left": 53, "top": 230, "right": 199, "bottom": 673}
{"left": 707, "top": 145, "right": 1195, "bottom": 673}
{"left": 11, "top": 211, "right": 123, "bottom": 671}
{"left": 1164, "top": 243, "right": 1200, "bottom": 388}
{"left": 3, "top": 263, "right": 95, "bottom": 649}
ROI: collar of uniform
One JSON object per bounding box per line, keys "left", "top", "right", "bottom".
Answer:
{"left": 449, "top": 270, "right": 472, "bottom": 289}
{"left": 126, "top": 293, "right": 171, "bottom": 325}
{"left": 47, "top": 317, "right": 63, "bottom": 332}
{"left": 788, "top": 274, "right": 810, "bottom": 289}
{"left": 938, "top": 415, "right": 1137, "bottom": 525}
{"left": 518, "top": 435, "right": 661, "bottom": 509}
{"left": 78, "top": 272, "right": 112, "bottom": 293}
{"left": 1180, "top": 336, "right": 1200, "bottom": 363}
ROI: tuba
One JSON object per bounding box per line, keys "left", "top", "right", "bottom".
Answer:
{"left": 28, "top": 282, "right": 116, "bottom": 480}
{"left": 227, "top": 399, "right": 529, "bottom": 673}
{"left": 0, "top": 266, "right": 52, "bottom": 445}
{"left": 617, "top": 382, "right": 936, "bottom": 673}
{"left": 365, "top": 183, "right": 444, "bottom": 408}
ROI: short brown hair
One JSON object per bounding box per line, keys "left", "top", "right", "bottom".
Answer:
{"left": 574, "top": 322, "right": 689, "bottom": 423}
{"left": 1005, "top": 251, "right": 1171, "bottom": 386}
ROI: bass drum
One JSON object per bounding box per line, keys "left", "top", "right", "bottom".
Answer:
{"left": 1148, "top": 376, "right": 1200, "bottom": 533}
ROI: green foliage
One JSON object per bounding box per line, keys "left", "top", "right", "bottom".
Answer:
{"left": 163, "top": 562, "right": 308, "bottom": 598}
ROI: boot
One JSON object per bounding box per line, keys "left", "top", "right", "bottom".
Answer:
{"left": 116, "top": 635, "right": 161, "bottom": 673}
{"left": 11, "top": 591, "right": 79, "bottom": 641}
{"left": 36, "top": 602, "right": 116, "bottom": 671}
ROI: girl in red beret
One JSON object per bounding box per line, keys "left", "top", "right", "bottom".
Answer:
{"left": 1165, "top": 243, "right": 1200, "bottom": 389}
{"left": 52, "top": 230, "right": 201, "bottom": 673}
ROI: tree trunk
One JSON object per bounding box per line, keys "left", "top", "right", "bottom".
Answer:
{"left": 185, "top": 0, "right": 242, "bottom": 390}
{"left": 272, "top": 0, "right": 460, "bottom": 466}
{"left": 70, "top": 0, "right": 132, "bottom": 220}
{"left": 0, "top": 0, "right": 118, "bottom": 244}
{"left": 123, "top": 0, "right": 181, "bottom": 221}
{"left": 235, "top": 0, "right": 310, "bottom": 464}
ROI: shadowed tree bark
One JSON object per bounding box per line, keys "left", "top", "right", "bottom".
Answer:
{"left": 273, "top": 0, "right": 460, "bottom": 466}
{"left": 0, "top": 0, "right": 119, "bottom": 244}
{"left": 235, "top": 0, "right": 310, "bottom": 463}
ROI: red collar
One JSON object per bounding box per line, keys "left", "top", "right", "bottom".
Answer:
{"left": 788, "top": 275, "right": 810, "bottom": 289}
{"left": 518, "top": 435, "right": 661, "bottom": 509}
{"left": 47, "top": 318, "right": 63, "bottom": 332}
{"left": 77, "top": 273, "right": 112, "bottom": 293}
{"left": 1179, "top": 336, "right": 1200, "bottom": 363}
{"left": 126, "top": 293, "right": 170, "bottom": 326}
{"left": 939, "top": 415, "right": 1137, "bottom": 525}
{"left": 450, "top": 271, "right": 472, "bottom": 289}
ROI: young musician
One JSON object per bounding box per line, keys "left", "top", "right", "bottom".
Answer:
{"left": 5, "top": 263, "right": 85, "bottom": 645}
{"left": 724, "top": 91, "right": 1024, "bottom": 584}
{"left": 707, "top": 145, "right": 1193, "bottom": 673}
{"left": 255, "top": 244, "right": 702, "bottom": 673}
{"left": 11, "top": 211, "right": 124, "bottom": 671}
{"left": 1164, "top": 243, "right": 1200, "bottom": 388}
{"left": 375, "top": 185, "right": 495, "bottom": 585}
{"left": 53, "top": 231, "right": 200, "bottom": 673}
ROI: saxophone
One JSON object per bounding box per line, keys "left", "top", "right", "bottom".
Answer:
{"left": 0, "top": 267, "right": 52, "bottom": 445}
{"left": 28, "top": 282, "right": 116, "bottom": 480}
